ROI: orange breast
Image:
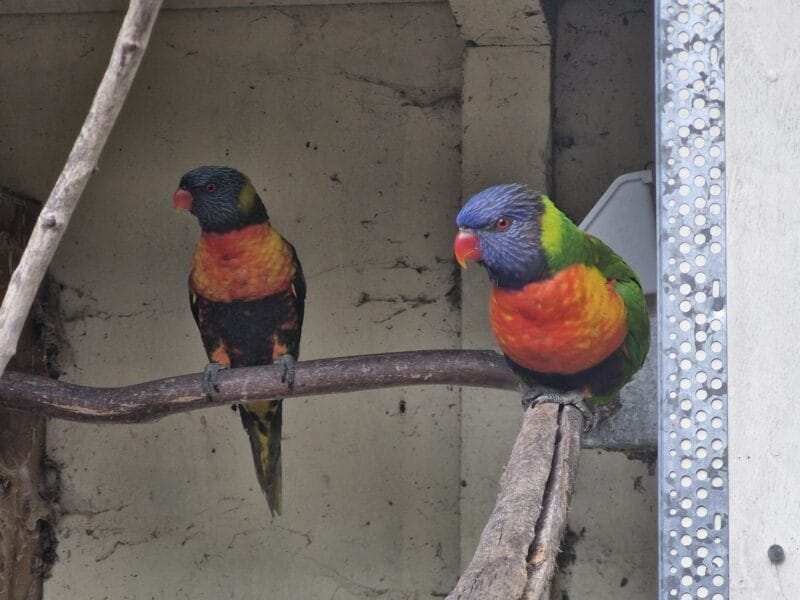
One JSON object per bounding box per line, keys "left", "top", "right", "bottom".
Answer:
{"left": 490, "top": 264, "right": 627, "bottom": 374}
{"left": 190, "top": 223, "right": 295, "bottom": 302}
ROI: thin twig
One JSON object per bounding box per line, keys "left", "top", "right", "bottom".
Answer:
{"left": 0, "top": 350, "right": 518, "bottom": 423}
{"left": 0, "top": 0, "right": 163, "bottom": 377}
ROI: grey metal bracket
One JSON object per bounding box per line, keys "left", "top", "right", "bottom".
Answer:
{"left": 656, "top": 1, "right": 729, "bottom": 599}
{"left": 579, "top": 170, "right": 658, "bottom": 450}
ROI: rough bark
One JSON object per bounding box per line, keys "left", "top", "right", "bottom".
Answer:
{"left": 447, "top": 404, "right": 583, "bottom": 600}
{"left": 0, "top": 0, "right": 163, "bottom": 377}
{"left": 0, "top": 414, "right": 50, "bottom": 600}
{"left": 0, "top": 190, "right": 57, "bottom": 600}
{"left": 522, "top": 406, "right": 582, "bottom": 599}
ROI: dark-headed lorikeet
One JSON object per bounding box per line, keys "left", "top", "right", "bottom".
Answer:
{"left": 173, "top": 166, "right": 305, "bottom": 515}
{"left": 454, "top": 184, "right": 649, "bottom": 424}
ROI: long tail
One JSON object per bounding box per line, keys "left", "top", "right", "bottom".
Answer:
{"left": 239, "top": 399, "right": 283, "bottom": 516}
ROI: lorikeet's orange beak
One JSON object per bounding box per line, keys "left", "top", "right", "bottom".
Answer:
{"left": 173, "top": 188, "right": 193, "bottom": 210}
{"left": 454, "top": 230, "right": 481, "bottom": 268}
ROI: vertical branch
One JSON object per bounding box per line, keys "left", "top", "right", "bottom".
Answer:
{"left": 522, "top": 406, "right": 582, "bottom": 599}
{"left": 447, "top": 403, "right": 561, "bottom": 600}
{"left": 448, "top": 403, "right": 584, "bottom": 600}
{"left": 0, "top": 414, "right": 51, "bottom": 600}
{"left": 0, "top": 191, "right": 59, "bottom": 600}
{"left": 0, "top": 0, "right": 163, "bottom": 377}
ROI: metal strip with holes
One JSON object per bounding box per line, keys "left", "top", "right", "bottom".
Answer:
{"left": 656, "top": 1, "right": 729, "bottom": 599}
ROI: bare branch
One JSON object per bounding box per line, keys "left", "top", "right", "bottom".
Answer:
{"left": 0, "top": 350, "right": 518, "bottom": 423}
{"left": 447, "top": 403, "right": 559, "bottom": 600}
{"left": 0, "top": 0, "right": 163, "bottom": 377}
{"left": 447, "top": 404, "right": 583, "bottom": 600}
{"left": 523, "top": 406, "right": 582, "bottom": 599}
{"left": 0, "top": 346, "right": 583, "bottom": 598}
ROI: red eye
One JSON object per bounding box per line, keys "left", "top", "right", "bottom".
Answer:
{"left": 206, "top": 182, "right": 217, "bottom": 192}
{"left": 495, "top": 217, "right": 511, "bottom": 231}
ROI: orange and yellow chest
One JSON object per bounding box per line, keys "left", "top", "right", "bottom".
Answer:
{"left": 190, "top": 223, "right": 295, "bottom": 302}
{"left": 490, "top": 263, "right": 627, "bottom": 375}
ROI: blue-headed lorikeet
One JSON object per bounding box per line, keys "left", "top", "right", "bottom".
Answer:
{"left": 454, "top": 184, "right": 649, "bottom": 424}
{"left": 174, "top": 166, "right": 305, "bottom": 515}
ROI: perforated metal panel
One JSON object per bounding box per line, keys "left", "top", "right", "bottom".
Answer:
{"left": 656, "top": 1, "right": 729, "bottom": 599}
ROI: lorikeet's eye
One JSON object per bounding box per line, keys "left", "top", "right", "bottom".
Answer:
{"left": 495, "top": 217, "right": 511, "bottom": 231}
{"left": 206, "top": 182, "right": 217, "bottom": 193}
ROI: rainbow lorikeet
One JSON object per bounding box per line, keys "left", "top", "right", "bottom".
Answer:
{"left": 453, "top": 184, "right": 649, "bottom": 425}
{"left": 173, "top": 166, "right": 305, "bottom": 515}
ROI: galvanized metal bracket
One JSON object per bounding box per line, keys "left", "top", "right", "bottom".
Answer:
{"left": 656, "top": 1, "right": 729, "bottom": 599}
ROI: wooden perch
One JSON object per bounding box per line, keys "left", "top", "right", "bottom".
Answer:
{"left": 0, "top": 0, "right": 163, "bottom": 378}
{"left": 448, "top": 404, "right": 583, "bottom": 600}
{"left": 0, "top": 348, "right": 583, "bottom": 598}
{"left": 0, "top": 350, "right": 518, "bottom": 423}
{"left": 523, "top": 406, "right": 583, "bottom": 599}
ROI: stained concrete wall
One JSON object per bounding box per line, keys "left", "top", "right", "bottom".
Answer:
{"left": 0, "top": 2, "right": 656, "bottom": 599}
{"left": 1, "top": 5, "right": 464, "bottom": 598}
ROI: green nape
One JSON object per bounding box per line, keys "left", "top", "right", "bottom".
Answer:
{"left": 237, "top": 180, "right": 258, "bottom": 215}
{"left": 539, "top": 196, "right": 592, "bottom": 273}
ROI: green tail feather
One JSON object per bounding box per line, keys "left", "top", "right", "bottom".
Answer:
{"left": 239, "top": 400, "right": 283, "bottom": 516}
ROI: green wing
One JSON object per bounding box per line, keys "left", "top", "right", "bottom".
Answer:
{"left": 586, "top": 234, "right": 650, "bottom": 382}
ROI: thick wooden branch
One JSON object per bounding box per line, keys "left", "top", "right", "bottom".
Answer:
{"left": 0, "top": 0, "right": 163, "bottom": 377}
{"left": 447, "top": 404, "right": 583, "bottom": 600}
{"left": 0, "top": 350, "right": 518, "bottom": 423}
{"left": 523, "top": 406, "right": 582, "bottom": 599}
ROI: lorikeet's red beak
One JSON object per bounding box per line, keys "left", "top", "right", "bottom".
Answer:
{"left": 173, "top": 188, "right": 193, "bottom": 210}
{"left": 454, "top": 230, "right": 481, "bottom": 268}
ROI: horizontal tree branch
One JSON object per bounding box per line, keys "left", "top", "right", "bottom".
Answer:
{"left": 0, "top": 350, "right": 518, "bottom": 423}
{"left": 0, "top": 346, "right": 581, "bottom": 598}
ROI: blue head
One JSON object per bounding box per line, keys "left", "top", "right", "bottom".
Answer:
{"left": 454, "top": 184, "right": 547, "bottom": 289}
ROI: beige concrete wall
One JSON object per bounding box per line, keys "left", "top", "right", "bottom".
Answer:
{"left": 0, "top": 1, "right": 656, "bottom": 598}
{"left": 1, "top": 4, "right": 464, "bottom": 598}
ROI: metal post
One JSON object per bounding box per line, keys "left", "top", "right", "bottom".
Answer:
{"left": 655, "top": 1, "right": 729, "bottom": 599}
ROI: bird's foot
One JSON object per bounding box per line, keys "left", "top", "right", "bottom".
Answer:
{"left": 275, "top": 355, "right": 297, "bottom": 390}
{"left": 521, "top": 387, "right": 597, "bottom": 432}
{"left": 202, "top": 362, "right": 229, "bottom": 399}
